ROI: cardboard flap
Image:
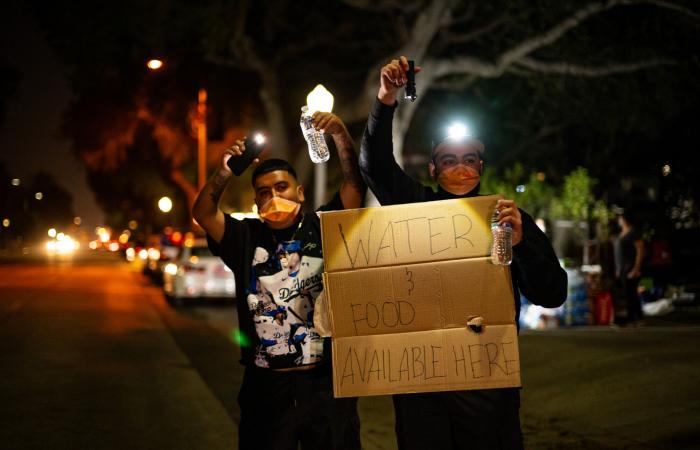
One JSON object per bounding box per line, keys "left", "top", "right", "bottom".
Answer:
{"left": 325, "top": 257, "right": 515, "bottom": 338}
{"left": 332, "top": 325, "right": 521, "bottom": 398}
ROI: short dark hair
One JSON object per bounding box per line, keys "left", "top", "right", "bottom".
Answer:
{"left": 251, "top": 158, "right": 298, "bottom": 186}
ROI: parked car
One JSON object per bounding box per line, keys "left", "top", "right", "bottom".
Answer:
{"left": 143, "top": 244, "right": 179, "bottom": 285}
{"left": 162, "top": 238, "right": 235, "bottom": 305}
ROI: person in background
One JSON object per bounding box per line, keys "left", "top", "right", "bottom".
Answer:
{"left": 615, "top": 212, "right": 645, "bottom": 326}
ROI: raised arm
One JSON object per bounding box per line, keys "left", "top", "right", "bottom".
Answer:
{"left": 359, "top": 56, "right": 427, "bottom": 205}
{"left": 312, "top": 112, "right": 366, "bottom": 209}
{"left": 192, "top": 141, "right": 252, "bottom": 243}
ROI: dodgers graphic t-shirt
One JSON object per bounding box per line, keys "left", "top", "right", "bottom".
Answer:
{"left": 207, "top": 192, "right": 343, "bottom": 369}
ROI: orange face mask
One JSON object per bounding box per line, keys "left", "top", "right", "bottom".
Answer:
{"left": 437, "top": 164, "right": 480, "bottom": 196}
{"left": 258, "top": 197, "right": 301, "bottom": 225}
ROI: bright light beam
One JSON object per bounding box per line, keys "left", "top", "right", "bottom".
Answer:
{"left": 447, "top": 122, "right": 470, "bottom": 140}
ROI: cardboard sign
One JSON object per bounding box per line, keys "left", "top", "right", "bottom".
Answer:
{"left": 319, "top": 195, "right": 521, "bottom": 397}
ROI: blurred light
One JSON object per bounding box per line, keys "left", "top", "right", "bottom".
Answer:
{"left": 146, "top": 59, "right": 163, "bottom": 70}
{"left": 535, "top": 218, "right": 547, "bottom": 233}
{"left": 128, "top": 220, "right": 138, "bottom": 230}
{"left": 251, "top": 204, "right": 258, "bottom": 214}
{"left": 56, "top": 232, "right": 65, "bottom": 241}
{"left": 536, "top": 172, "right": 546, "bottom": 182}
{"left": 252, "top": 133, "right": 266, "bottom": 146}
{"left": 108, "top": 242, "right": 120, "bottom": 252}
{"left": 163, "top": 226, "right": 173, "bottom": 236}
{"left": 189, "top": 255, "right": 199, "bottom": 265}
{"left": 35, "top": 192, "right": 43, "bottom": 200}
{"left": 230, "top": 211, "right": 259, "bottom": 221}
{"left": 45, "top": 236, "right": 78, "bottom": 255}
{"left": 22, "top": 247, "right": 29, "bottom": 255}
{"left": 158, "top": 196, "right": 173, "bottom": 213}
{"left": 98, "top": 228, "right": 110, "bottom": 243}
{"left": 3, "top": 218, "right": 10, "bottom": 228}
{"left": 73, "top": 217, "right": 82, "bottom": 226}
{"left": 118, "top": 233, "right": 130, "bottom": 245}
{"left": 138, "top": 249, "right": 148, "bottom": 260}
{"left": 231, "top": 328, "right": 251, "bottom": 346}
{"left": 164, "top": 263, "right": 178, "bottom": 275}
{"left": 11, "top": 178, "right": 20, "bottom": 186}
{"left": 88, "top": 240, "right": 99, "bottom": 250}
{"left": 48, "top": 228, "right": 57, "bottom": 238}
{"left": 662, "top": 164, "right": 671, "bottom": 177}
{"left": 446, "top": 122, "right": 471, "bottom": 140}
{"left": 171, "top": 231, "right": 183, "bottom": 245}
{"left": 147, "top": 248, "right": 161, "bottom": 261}
{"left": 306, "top": 84, "right": 334, "bottom": 114}
{"left": 125, "top": 247, "right": 136, "bottom": 262}
{"left": 516, "top": 185, "right": 526, "bottom": 193}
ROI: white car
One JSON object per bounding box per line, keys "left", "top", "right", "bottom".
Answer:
{"left": 163, "top": 239, "right": 235, "bottom": 305}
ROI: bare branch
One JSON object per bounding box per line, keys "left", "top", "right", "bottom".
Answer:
{"left": 337, "top": 0, "right": 459, "bottom": 123}
{"left": 444, "top": 16, "right": 509, "bottom": 44}
{"left": 622, "top": 0, "right": 700, "bottom": 19}
{"left": 446, "top": 3, "right": 476, "bottom": 27}
{"left": 430, "top": 74, "right": 478, "bottom": 91}
{"left": 340, "top": 0, "right": 424, "bottom": 12}
{"left": 515, "top": 56, "right": 676, "bottom": 76}
{"left": 497, "top": 1, "right": 622, "bottom": 70}
{"left": 498, "top": 0, "right": 698, "bottom": 72}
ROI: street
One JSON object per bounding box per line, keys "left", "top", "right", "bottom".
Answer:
{"left": 1, "top": 254, "right": 698, "bottom": 449}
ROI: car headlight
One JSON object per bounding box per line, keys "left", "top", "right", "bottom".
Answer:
{"left": 164, "top": 263, "right": 178, "bottom": 276}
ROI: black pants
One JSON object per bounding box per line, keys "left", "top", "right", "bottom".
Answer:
{"left": 393, "top": 388, "right": 523, "bottom": 450}
{"left": 237, "top": 365, "right": 360, "bottom": 450}
{"left": 621, "top": 276, "right": 643, "bottom": 323}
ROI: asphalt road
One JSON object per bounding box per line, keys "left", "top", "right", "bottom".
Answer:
{"left": 1, "top": 252, "right": 698, "bottom": 449}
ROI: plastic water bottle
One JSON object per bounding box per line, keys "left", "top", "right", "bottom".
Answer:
{"left": 300, "top": 106, "right": 330, "bottom": 163}
{"left": 491, "top": 212, "right": 513, "bottom": 266}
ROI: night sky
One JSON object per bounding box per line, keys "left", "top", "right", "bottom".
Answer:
{"left": 1, "top": 4, "right": 103, "bottom": 229}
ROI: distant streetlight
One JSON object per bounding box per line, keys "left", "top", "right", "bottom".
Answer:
{"left": 2, "top": 218, "right": 9, "bottom": 228}
{"left": 11, "top": 178, "right": 20, "bottom": 186}
{"left": 48, "top": 228, "right": 57, "bottom": 238}
{"left": 73, "top": 217, "right": 82, "bottom": 226}
{"left": 146, "top": 59, "right": 164, "bottom": 70}
{"left": 306, "top": 84, "right": 334, "bottom": 209}
{"left": 158, "top": 196, "right": 173, "bottom": 213}
{"left": 35, "top": 192, "right": 43, "bottom": 200}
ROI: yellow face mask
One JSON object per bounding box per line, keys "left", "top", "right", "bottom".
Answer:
{"left": 258, "top": 197, "right": 301, "bottom": 225}
{"left": 437, "top": 164, "right": 480, "bottom": 196}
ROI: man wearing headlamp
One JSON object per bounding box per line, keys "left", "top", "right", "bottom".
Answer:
{"left": 359, "top": 56, "right": 568, "bottom": 450}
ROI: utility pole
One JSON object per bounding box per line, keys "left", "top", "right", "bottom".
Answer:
{"left": 197, "top": 88, "right": 207, "bottom": 191}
